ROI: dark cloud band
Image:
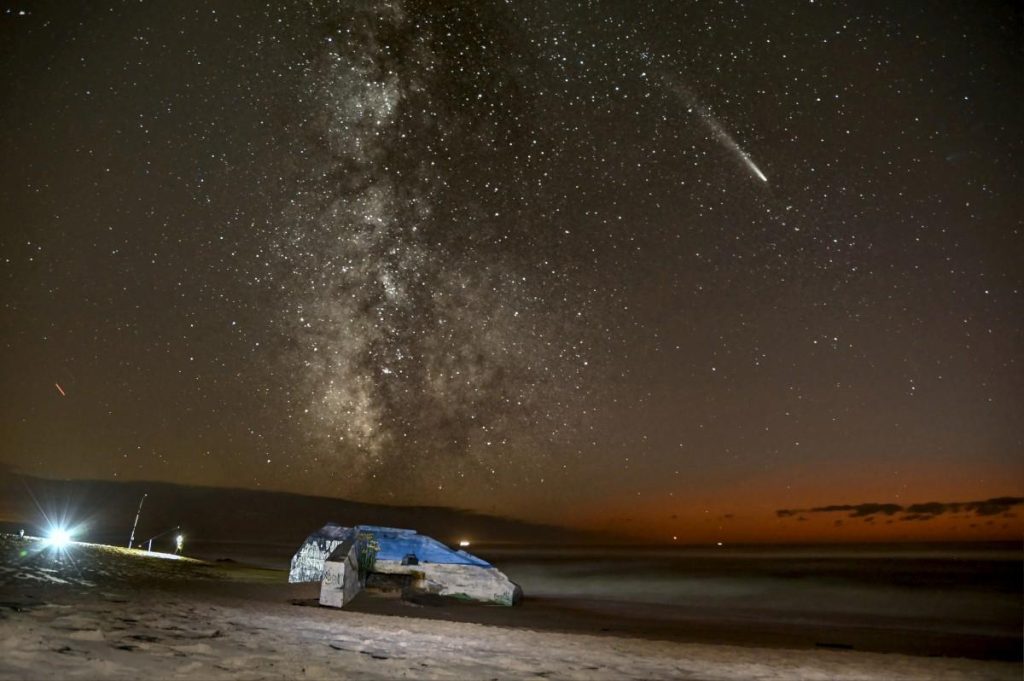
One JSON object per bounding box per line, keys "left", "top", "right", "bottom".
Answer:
{"left": 776, "top": 497, "right": 1024, "bottom": 521}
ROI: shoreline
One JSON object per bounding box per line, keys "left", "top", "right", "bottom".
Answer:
{"left": 1, "top": 537, "right": 1020, "bottom": 679}
{"left": 3, "top": 581, "right": 1020, "bottom": 681}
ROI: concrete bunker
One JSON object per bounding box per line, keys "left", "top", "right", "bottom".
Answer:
{"left": 289, "top": 524, "right": 522, "bottom": 608}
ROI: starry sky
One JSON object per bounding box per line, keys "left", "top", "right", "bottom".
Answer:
{"left": 2, "top": 1, "right": 1021, "bottom": 542}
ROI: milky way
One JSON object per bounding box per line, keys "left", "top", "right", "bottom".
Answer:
{"left": 273, "top": 2, "right": 594, "bottom": 491}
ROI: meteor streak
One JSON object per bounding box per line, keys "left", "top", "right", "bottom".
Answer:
{"left": 697, "top": 106, "right": 769, "bottom": 184}
{"left": 738, "top": 150, "right": 769, "bottom": 183}
{"left": 55, "top": 383, "right": 66, "bottom": 397}
{"left": 672, "top": 85, "right": 768, "bottom": 184}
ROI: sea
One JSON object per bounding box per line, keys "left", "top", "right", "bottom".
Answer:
{"left": 480, "top": 541, "right": 1023, "bottom": 659}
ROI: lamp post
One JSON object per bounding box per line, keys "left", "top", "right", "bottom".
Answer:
{"left": 128, "top": 493, "right": 147, "bottom": 548}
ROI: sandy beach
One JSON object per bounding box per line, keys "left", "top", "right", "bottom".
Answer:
{"left": 0, "top": 535, "right": 1019, "bottom": 681}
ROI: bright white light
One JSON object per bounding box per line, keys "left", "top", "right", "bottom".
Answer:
{"left": 47, "top": 527, "right": 72, "bottom": 549}
{"left": 458, "top": 540, "right": 470, "bottom": 547}
{"left": 739, "top": 152, "right": 769, "bottom": 183}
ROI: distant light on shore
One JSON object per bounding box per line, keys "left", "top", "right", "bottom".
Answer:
{"left": 45, "top": 526, "right": 73, "bottom": 549}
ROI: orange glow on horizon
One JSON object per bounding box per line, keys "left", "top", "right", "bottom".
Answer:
{"left": 569, "top": 490, "right": 1024, "bottom": 544}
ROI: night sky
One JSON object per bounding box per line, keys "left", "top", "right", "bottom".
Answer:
{"left": 2, "top": 1, "right": 1021, "bottom": 542}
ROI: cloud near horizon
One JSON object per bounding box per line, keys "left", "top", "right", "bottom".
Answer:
{"left": 776, "top": 497, "right": 1024, "bottom": 522}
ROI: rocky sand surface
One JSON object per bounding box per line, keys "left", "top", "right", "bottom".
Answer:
{"left": 0, "top": 535, "right": 1018, "bottom": 680}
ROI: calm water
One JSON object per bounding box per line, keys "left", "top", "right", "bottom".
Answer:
{"left": 480, "top": 543, "right": 1022, "bottom": 638}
